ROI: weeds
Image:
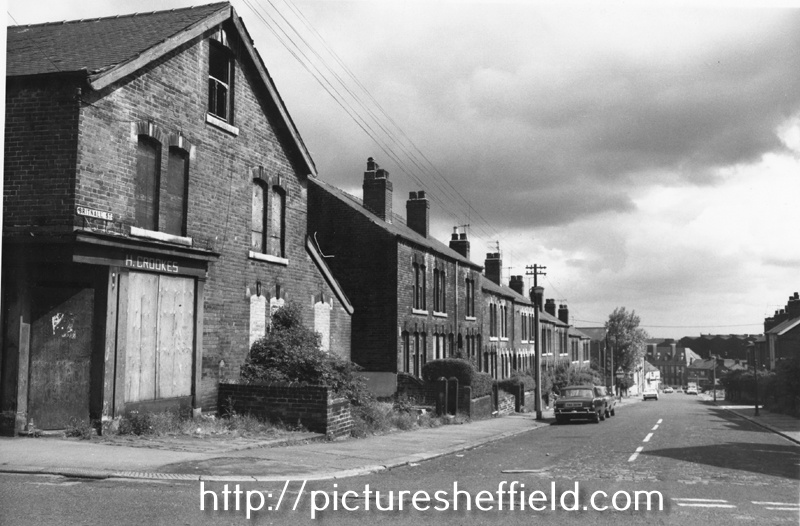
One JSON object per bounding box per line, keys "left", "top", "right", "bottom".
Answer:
{"left": 115, "top": 407, "right": 298, "bottom": 438}
{"left": 64, "top": 418, "right": 95, "bottom": 440}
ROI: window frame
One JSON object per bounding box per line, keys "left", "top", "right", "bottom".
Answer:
{"left": 208, "top": 32, "right": 235, "bottom": 123}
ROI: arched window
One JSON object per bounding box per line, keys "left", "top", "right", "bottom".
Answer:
{"left": 164, "top": 146, "right": 189, "bottom": 236}
{"left": 251, "top": 181, "right": 266, "bottom": 253}
{"left": 135, "top": 136, "right": 161, "bottom": 230}
{"left": 268, "top": 185, "right": 285, "bottom": 258}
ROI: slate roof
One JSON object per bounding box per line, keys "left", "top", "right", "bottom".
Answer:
{"left": 766, "top": 316, "right": 800, "bottom": 336}
{"left": 7, "top": 3, "right": 229, "bottom": 77}
{"left": 309, "top": 177, "right": 481, "bottom": 270}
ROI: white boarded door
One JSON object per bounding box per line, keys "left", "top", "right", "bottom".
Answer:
{"left": 123, "top": 272, "right": 195, "bottom": 403}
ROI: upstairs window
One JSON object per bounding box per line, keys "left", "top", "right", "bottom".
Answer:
{"left": 163, "top": 147, "right": 189, "bottom": 236}
{"left": 465, "top": 277, "right": 475, "bottom": 317}
{"left": 251, "top": 176, "right": 286, "bottom": 259}
{"left": 269, "top": 186, "right": 285, "bottom": 258}
{"left": 135, "top": 136, "right": 161, "bottom": 231}
{"left": 251, "top": 181, "right": 266, "bottom": 253}
{"left": 413, "top": 262, "right": 426, "bottom": 311}
{"left": 208, "top": 30, "right": 234, "bottom": 122}
{"left": 433, "top": 267, "right": 446, "bottom": 313}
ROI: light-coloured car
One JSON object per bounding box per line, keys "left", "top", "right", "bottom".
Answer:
{"left": 643, "top": 388, "right": 659, "bottom": 401}
{"left": 685, "top": 387, "right": 698, "bottom": 395}
{"left": 663, "top": 386, "right": 674, "bottom": 394}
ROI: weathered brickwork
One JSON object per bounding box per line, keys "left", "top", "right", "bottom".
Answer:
{"left": 218, "top": 382, "right": 353, "bottom": 438}
{"left": 4, "top": 79, "right": 80, "bottom": 235}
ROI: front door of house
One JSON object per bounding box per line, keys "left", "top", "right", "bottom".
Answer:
{"left": 28, "top": 286, "right": 94, "bottom": 429}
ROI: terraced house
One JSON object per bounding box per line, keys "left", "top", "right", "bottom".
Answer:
{"left": 309, "top": 158, "right": 591, "bottom": 395}
{"left": 2, "top": 3, "right": 352, "bottom": 434}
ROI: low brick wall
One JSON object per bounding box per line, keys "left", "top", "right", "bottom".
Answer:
{"left": 218, "top": 382, "right": 353, "bottom": 438}
{"left": 397, "top": 373, "right": 438, "bottom": 405}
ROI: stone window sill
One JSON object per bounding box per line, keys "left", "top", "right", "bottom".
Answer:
{"left": 412, "top": 308, "right": 429, "bottom": 316}
{"left": 433, "top": 311, "right": 448, "bottom": 318}
{"left": 131, "top": 226, "right": 192, "bottom": 246}
{"left": 206, "top": 113, "right": 240, "bottom": 136}
{"left": 465, "top": 316, "right": 477, "bottom": 321}
{"left": 249, "top": 251, "right": 288, "bottom": 266}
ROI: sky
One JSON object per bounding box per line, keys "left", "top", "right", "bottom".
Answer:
{"left": 5, "top": 0, "right": 800, "bottom": 338}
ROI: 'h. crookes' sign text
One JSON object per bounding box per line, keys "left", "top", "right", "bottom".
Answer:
{"left": 125, "top": 254, "right": 179, "bottom": 273}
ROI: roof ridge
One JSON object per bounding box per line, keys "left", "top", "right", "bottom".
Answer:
{"left": 8, "top": 1, "right": 229, "bottom": 29}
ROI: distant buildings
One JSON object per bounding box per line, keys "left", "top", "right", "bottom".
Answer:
{"left": 763, "top": 292, "right": 800, "bottom": 369}
{"left": 645, "top": 340, "right": 701, "bottom": 387}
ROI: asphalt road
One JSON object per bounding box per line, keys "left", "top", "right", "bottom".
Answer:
{"left": 1, "top": 394, "right": 798, "bottom": 525}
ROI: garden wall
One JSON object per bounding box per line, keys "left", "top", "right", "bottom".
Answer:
{"left": 218, "top": 382, "right": 352, "bottom": 438}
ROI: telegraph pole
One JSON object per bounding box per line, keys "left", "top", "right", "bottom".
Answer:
{"left": 526, "top": 264, "right": 546, "bottom": 420}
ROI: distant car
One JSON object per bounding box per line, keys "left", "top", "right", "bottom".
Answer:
{"left": 663, "top": 386, "right": 674, "bottom": 394}
{"left": 643, "top": 387, "right": 659, "bottom": 401}
{"left": 554, "top": 385, "right": 608, "bottom": 424}
{"left": 685, "top": 387, "right": 698, "bottom": 395}
{"left": 596, "top": 385, "right": 616, "bottom": 418}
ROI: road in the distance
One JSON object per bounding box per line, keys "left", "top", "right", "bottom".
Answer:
{"left": 1, "top": 394, "right": 797, "bottom": 525}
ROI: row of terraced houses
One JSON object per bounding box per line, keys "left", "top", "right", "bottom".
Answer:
{"left": 1, "top": 2, "right": 590, "bottom": 433}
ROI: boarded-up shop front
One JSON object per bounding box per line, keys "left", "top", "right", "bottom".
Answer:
{"left": 0, "top": 232, "right": 216, "bottom": 434}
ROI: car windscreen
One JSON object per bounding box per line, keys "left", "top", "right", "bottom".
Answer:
{"left": 562, "top": 389, "right": 593, "bottom": 398}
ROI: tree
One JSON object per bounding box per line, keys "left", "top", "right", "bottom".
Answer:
{"left": 605, "top": 307, "right": 649, "bottom": 376}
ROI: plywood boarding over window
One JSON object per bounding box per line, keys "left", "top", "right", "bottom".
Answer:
{"left": 123, "top": 272, "right": 195, "bottom": 403}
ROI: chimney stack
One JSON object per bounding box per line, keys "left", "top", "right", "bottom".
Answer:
{"left": 484, "top": 252, "right": 502, "bottom": 285}
{"left": 544, "top": 298, "right": 556, "bottom": 317}
{"left": 406, "top": 191, "right": 430, "bottom": 238}
{"left": 362, "top": 157, "right": 392, "bottom": 222}
{"left": 509, "top": 275, "right": 524, "bottom": 295}
{"left": 449, "top": 227, "right": 470, "bottom": 259}
{"left": 558, "top": 304, "right": 569, "bottom": 325}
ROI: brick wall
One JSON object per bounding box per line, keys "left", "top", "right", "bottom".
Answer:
{"left": 4, "top": 78, "right": 80, "bottom": 235}
{"left": 218, "top": 382, "right": 353, "bottom": 438}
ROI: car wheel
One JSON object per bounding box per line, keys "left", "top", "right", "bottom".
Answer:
{"left": 610, "top": 408, "right": 616, "bottom": 416}
{"left": 605, "top": 408, "right": 611, "bottom": 418}
{"left": 597, "top": 410, "right": 604, "bottom": 422}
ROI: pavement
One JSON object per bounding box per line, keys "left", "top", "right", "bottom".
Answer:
{"left": 1, "top": 396, "right": 796, "bottom": 482}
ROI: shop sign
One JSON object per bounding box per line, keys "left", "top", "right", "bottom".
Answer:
{"left": 125, "top": 254, "right": 179, "bottom": 274}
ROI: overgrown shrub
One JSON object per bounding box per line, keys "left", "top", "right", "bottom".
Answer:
{"left": 497, "top": 369, "right": 536, "bottom": 395}
{"left": 240, "top": 303, "right": 372, "bottom": 407}
{"left": 421, "top": 358, "right": 494, "bottom": 398}
{"left": 550, "top": 363, "right": 603, "bottom": 393}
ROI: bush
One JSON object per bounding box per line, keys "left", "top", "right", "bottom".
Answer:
{"left": 497, "top": 370, "right": 536, "bottom": 395}
{"left": 421, "top": 358, "right": 475, "bottom": 385}
{"left": 422, "top": 358, "right": 494, "bottom": 398}
{"left": 241, "top": 303, "right": 372, "bottom": 406}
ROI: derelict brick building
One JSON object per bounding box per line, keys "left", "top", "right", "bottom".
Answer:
{"left": 2, "top": 2, "right": 351, "bottom": 433}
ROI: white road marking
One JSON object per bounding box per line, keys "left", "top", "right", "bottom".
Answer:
{"left": 675, "top": 503, "right": 736, "bottom": 508}
{"left": 673, "top": 498, "right": 735, "bottom": 508}
{"left": 643, "top": 433, "right": 653, "bottom": 442}
{"left": 672, "top": 497, "right": 728, "bottom": 502}
{"left": 652, "top": 424, "right": 659, "bottom": 430}
{"left": 657, "top": 419, "right": 663, "bottom": 424}
{"left": 628, "top": 446, "right": 644, "bottom": 462}
{"left": 766, "top": 507, "right": 800, "bottom": 511}
{"left": 752, "top": 502, "right": 800, "bottom": 506}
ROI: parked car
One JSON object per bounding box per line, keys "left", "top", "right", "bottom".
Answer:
{"left": 597, "top": 385, "right": 616, "bottom": 418}
{"left": 685, "top": 386, "right": 698, "bottom": 395}
{"left": 554, "top": 385, "right": 609, "bottom": 424}
{"left": 643, "top": 387, "right": 659, "bottom": 401}
{"left": 663, "top": 386, "right": 674, "bottom": 394}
